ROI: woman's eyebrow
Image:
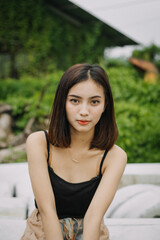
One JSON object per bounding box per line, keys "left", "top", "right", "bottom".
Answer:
{"left": 68, "top": 94, "right": 82, "bottom": 99}
{"left": 68, "top": 94, "right": 102, "bottom": 99}
{"left": 90, "top": 95, "right": 102, "bottom": 99}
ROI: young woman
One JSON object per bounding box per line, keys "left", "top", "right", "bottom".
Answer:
{"left": 21, "top": 63, "right": 127, "bottom": 240}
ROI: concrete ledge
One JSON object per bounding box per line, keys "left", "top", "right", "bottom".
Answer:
{"left": 0, "top": 218, "right": 160, "bottom": 240}
{"left": 0, "top": 197, "right": 28, "bottom": 219}
{"left": 0, "top": 163, "right": 33, "bottom": 198}
{"left": 0, "top": 182, "right": 13, "bottom": 197}
{"left": 105, "top": 218, "right": 160, "bottom": 240}
{"left": 105, "top": 184, "right": 160, "bottom": 218}
{"left": 120, "top": 163, "right": 160, "bottom": 188}
{"left": 0, "top": 219, "right": 26, "bottom": 240}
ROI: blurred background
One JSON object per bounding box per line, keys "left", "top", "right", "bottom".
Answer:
{"left": 0, "top": 1, "right": 160, "bottom": 239}
{"left": 0, "top": 0, "right": 159, "bottom": 164}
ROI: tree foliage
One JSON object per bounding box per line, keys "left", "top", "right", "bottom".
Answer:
{"left": 0, "top": 0, "right": 106, "bottom": 78}
{"left": 107, "top": 65, "right": 160, "bottom": 163}
{"left": 0, "top": 0, "right": 52, "bottom": 77}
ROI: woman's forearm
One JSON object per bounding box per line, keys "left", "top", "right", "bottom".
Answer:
{"left": 40, "top": 209, "right": 63, "bottom": 240}
{"left": 83, "top": 215, "right": 102, "bottom": 240}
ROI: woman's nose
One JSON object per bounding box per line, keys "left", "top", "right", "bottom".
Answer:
{"left": 79, "top": 104, "right": 89, "bottom": 116}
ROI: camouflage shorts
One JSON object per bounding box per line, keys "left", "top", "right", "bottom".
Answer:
{"left": 60, "top": 217, "right": 109, "bottom": 240}
{"left": 60, "top": 217, "right": 83, "bottom": 240}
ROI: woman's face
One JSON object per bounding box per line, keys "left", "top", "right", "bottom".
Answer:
{"left": 66, "top": 78, "right": 105, "bottom": 135}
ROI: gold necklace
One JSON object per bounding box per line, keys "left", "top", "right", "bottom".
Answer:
{"left": 72, "top": 158, "right": 79, "bottom": 163}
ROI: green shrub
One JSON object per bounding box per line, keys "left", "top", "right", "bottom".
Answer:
{"left": 107, "top": 66, "right": 160, "bottom": 163}
{"left": 0, "top": 72, "right": 62, "bottom": 132}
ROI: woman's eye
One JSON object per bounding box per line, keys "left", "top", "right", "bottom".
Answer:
{"left": 70, "top": 99, "right": 79, "bottom": 104}
{"left": 91, "top": 100, "right": 100, "bottom": 105}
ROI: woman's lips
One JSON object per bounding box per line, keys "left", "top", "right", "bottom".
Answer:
{"left": 77, "top": 120, "right": 90, "bottom": 125}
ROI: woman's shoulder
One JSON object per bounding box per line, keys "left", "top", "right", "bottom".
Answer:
{"left": 26, "top": 130, "right": 48, "bottom": 152}
{"left": 105, "top": 145, "right": 127, "bottom": 166}
{"left": 110, "top": 145, "right": 127, "bottom": 158}
{"left": 101, "top": 145, "right": 127, "bottom": 175}
{"left": 26, "top": 130, "right": 48, "bottom": 163}
{"left": 27, "top": 129, "right": 48, "bottom": 141}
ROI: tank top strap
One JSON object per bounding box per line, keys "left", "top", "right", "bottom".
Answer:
{"left": 99, "top": 149, "right": 108, "bottom": 176}
{"left": 43, "top": 130, "right": 50, "bottom": 163}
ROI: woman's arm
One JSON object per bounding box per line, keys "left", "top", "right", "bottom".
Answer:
{"left": 83, "top": 145, "right": 127, "bottom": 240}
{"left": 26, "top": 131, "right": 63, "bottom": 240}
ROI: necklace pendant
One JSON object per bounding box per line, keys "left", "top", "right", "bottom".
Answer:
{"left": 72, "top": 158, "right": 79, "bottom": 163}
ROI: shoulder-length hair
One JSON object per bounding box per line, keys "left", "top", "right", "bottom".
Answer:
{"left": 48, "top": 63, "right": 118, "bottom": 150}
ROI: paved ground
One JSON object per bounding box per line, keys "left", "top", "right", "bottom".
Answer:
{"left": 105, "top": 218, "right": 160, "bottom": 240}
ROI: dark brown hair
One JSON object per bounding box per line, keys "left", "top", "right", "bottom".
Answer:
{"left": 48, "top": 63, "right": 118, "bottom": 150}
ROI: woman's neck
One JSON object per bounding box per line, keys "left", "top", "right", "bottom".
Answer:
{"left": 70, "top": 129, "right": 94, "bottom": 150}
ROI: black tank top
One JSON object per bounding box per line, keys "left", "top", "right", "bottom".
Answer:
{"left": 35, "top": 130, "right": 108, "bottom": 219}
